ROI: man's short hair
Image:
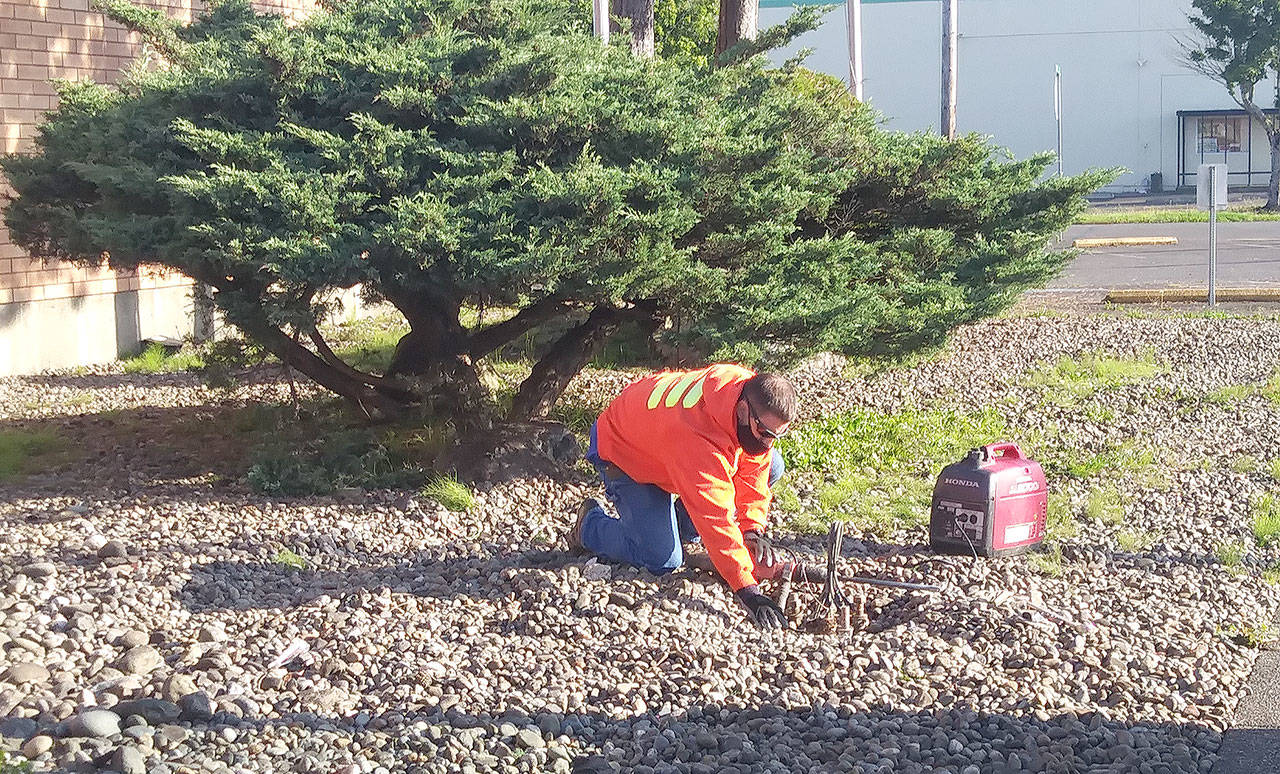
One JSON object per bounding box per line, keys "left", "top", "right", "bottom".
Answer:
{"left": 742, "top": 373, "right": 797, "bottom": 423}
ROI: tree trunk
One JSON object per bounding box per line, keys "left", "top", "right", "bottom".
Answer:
{"left": 383, "top": 292, "right": 467, "bottom": 378}
{"left": 509, "top": 303, "right": 657, "bottom": 420}
{"left": 715, "top": 0, "right": 758, "bottom": 58}
{"left": 616, "top": 0, "right": 655, "bottom": 57}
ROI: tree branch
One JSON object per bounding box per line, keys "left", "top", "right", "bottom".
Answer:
{"left": 467, "top": 297, "right": 576, "bottom": 360}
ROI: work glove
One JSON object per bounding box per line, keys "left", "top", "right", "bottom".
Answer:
{"left": 735, "top": 584, "right": 788, "bottom": 631}
{"left": 743, "top": 529, "right": 777, "bottom": 568}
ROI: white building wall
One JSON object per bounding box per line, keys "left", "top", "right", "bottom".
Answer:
{"left": 761, "top": 0, "right": 1249, "bottom": 193}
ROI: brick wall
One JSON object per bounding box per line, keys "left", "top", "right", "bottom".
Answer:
{"left": 0, "top": 0, "right": 316, "bottom": 307}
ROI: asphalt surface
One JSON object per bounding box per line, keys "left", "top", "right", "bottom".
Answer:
{"left": 1213, "top": 639, "right": 1280, "bottom": 774}
{"left": 1052, "top": 222, "right": 1280, "bottom": 290}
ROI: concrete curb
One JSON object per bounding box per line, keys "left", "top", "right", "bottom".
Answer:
{"left": 1072, "top": 236, "right": 1179, "bottom": 248}
{"left": 1104, "top": 288, "right": 1280, "bottom": 304}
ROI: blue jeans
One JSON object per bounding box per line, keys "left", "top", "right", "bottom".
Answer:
{"left": 581, "top": 423, "right": 784, "bottom": 576}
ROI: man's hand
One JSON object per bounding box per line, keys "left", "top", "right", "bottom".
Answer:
{"left": 735, "top": 585, "right": 788, "bottom": 630}
{"left": 743, "top": 529, "right": 777, "bottom": 568}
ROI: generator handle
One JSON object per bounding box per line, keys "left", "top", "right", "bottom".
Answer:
{"left": 982, "top": 441, "right": 1023, "bottom": 461}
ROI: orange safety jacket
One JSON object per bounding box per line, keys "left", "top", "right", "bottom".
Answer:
{"left": 595, "top": 363, "right": 772, "bottom": 591}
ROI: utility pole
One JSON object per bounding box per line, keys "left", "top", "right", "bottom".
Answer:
{"left": 846, "top": 0, "right": 864, "bottom": 100}
{"left": 1054, "top": 65, "right": 1063, "bottom": 176}
{"left": 592, "top": 0, "right": 610, "bottom": 45}
{"left": 941, "top": 0, "right": 957, "bottom": 139}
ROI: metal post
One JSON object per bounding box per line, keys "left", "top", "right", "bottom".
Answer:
{"left": 1208, "top": 164, "right": 1217, "bottom": 307}
{"left": 1054, "top": 65, "right": 1062, "bottom": 176}
{"left": 592, "top": 0, "right": 610, "bottom": 45}
{"left": 941, "top": 0, "right": 957, "bottom": 139}
{"left": 847, "top": 0, "right": 864, "bottom": 100}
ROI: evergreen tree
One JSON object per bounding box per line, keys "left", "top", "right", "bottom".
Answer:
{"left": 2, "top": 0, "right": 1111, "bottom": 422}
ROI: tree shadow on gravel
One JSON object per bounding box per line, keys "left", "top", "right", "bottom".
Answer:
{"left": 175, "top": 550, "right": 735, "bottom": 626}
{"left": 125, "top": 696, "right": 1225, "bottom": 774}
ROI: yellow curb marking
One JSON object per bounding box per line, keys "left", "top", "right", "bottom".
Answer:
{"left": 1105, "top": 288, "right": 1280, "bottom": 303}
{"left": 1073, "top": 237, "right": 1179, "bottom": 248}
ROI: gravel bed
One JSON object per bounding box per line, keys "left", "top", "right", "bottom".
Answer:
{"left": 1, "top": 310, "right": 1279, "bottom": 774}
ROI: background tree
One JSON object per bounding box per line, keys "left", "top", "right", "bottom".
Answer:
{"left": 715, "top": 0, "right": 758, "bottom": 59}
{"left": 571, "top": 0, "right": 717, "bottom": 65}
{"left": 1182, "top": 0, "right": 1280, "bottom": 209}
{"left": 3, "top": 0, "right": 1111, "bottom": 425}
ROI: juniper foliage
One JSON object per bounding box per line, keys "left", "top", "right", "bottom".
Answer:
{"left": 2, "top": 0, "right": 1111, "bottom": 421}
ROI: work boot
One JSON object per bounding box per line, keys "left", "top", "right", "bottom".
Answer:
{"left": 566, "top": 498, "right": 600, "bottom": 553}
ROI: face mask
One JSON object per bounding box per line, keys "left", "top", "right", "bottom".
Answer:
{"left": 737, "top": 420, "right": 770, "bottom": 456}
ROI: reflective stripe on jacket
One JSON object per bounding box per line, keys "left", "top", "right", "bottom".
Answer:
{"left": 595, "top": 363, "right": 772, "bottom": 591}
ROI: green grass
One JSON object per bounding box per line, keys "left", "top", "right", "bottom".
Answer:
{"left": 1214, "top": 540, "right": 1248, "bottom": 573}
{"left": 421, "top": 474, "right": 476, "bottom": 512}
{"left": 1027, "top": 544, "right": 1063, "bottom": 577}
{"left": 1252, "top": 494, "right": 1280, "bottom": 548}
{"left": 274, "top": 548, "right": 309, "bottom": 571}
{"left": 1223, "top": 620, "right": 1274, "bottom": 648}
{"left": 778, "top": 405, "right": 1004, "bottom": 537}
{"left": 329, "top": 315, "right": 408, "bottom": 375}
{"left": 1263, "top": 369, "right": 1280, "bottom": 406}
{"left": 1085, "top": 484, "right": 1126, "bottom": 526}
{"left": 1207, "top": 383, "right": 1260, "bottom": 405}
{"left": 0, "top": 428, "right": 66, "bottom": 481}
{"left": 771, "top": 479, "right": 802, "bottom": 514}
{"left": 1270, "top": 459, "right": 1280, "bottom": 482}
{"left": 1028, "top": 351, "right": 1161, "bottom": 402}
{"left": 1263, "top": 563, "right": 1280, "bottom": 586}
{"left": 783, "top": 405, "right": 1006, "bottom": 476}
{"left": 1116, "top": 528, "right": 1156, "bottom": 553}
{"left": 1232, "top": 456, "right": 1261, "bottom": 474}
{"left": 121, "top": 342, "right": 207, "bottom": 374}
{"left": 1077, "top": 207, "right": 1280, "bottom": 224}
{"left": 1045, "top": 491, "right": 1079, "bottom": 541}
{"left": 1039, "top": 440, "right": 1167, "bottom": 489}
{"left": 1081, "top": 403, "right": 1117, "bottom": 424}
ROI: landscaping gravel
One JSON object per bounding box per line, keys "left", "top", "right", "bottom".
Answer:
{"left": 1, "top": 309, "right": 1278, "bottom": 773}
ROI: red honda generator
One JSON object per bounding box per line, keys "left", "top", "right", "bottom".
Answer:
{"left": 929, "top": 442, "right": 1047, "bottom": 558}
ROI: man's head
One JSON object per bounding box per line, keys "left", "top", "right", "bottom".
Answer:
{"left": 735, "top": 373, "right": 797, "bottom": 455}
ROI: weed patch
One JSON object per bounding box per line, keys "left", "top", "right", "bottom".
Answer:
{"left": 1045, "top": 491, "right": 1079, "bottom": 541}
{"left": 274, "top": 548, "right": 309, "bottom": 571}
{"left": 1232, "top": 456, "right": 1261, "bottom": 474}
{"left": 1205, "top": 383, "right": 1257, "bottom": 405}
{"left": 771, "top": 479, "right": 802, "bottom": 514}
{"left": 421, "top": 474, "right": 476, "bottom": 512}
{"left": 1223, "top": 620, "right": 1274, "bottom": 648}
{"left": 1116, "top": 528, "right": 1155, "bottom": 553}
{"left": 247, "top": 429, "right": 423, "bottom": 496}
{"left": 0, "top": 428, "right": 67, "bottom": 481}
{"left": 780, "top": 406, "right": 1003, "bottom": 538}
{"left": 1252, "top": 494, "right": 1280, "bottom": 547}
{"left": 1264, "top": 369, "right": 1280, "bottom": 406}
{"left": 1214, "top": 541, "right": 1247, "bottom": 573}
{"left": 121, "top": 342, "right": 207, "bottom": 374}
{"left": 1028, "top": 351, "right": 1161, "bottom": 403}
{"left": 1085, "top": 484, "right": 1126, "bottom": 525}
{"left": 1040, "top": 441, "right": 1167, "bottom": 489}
{"left": 1027, "top": 544, "right": 1063, "bottom": 576}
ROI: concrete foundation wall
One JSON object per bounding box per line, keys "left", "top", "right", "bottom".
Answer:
{"left": 0, "top": 283, "right": 198, "bottom": 375}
